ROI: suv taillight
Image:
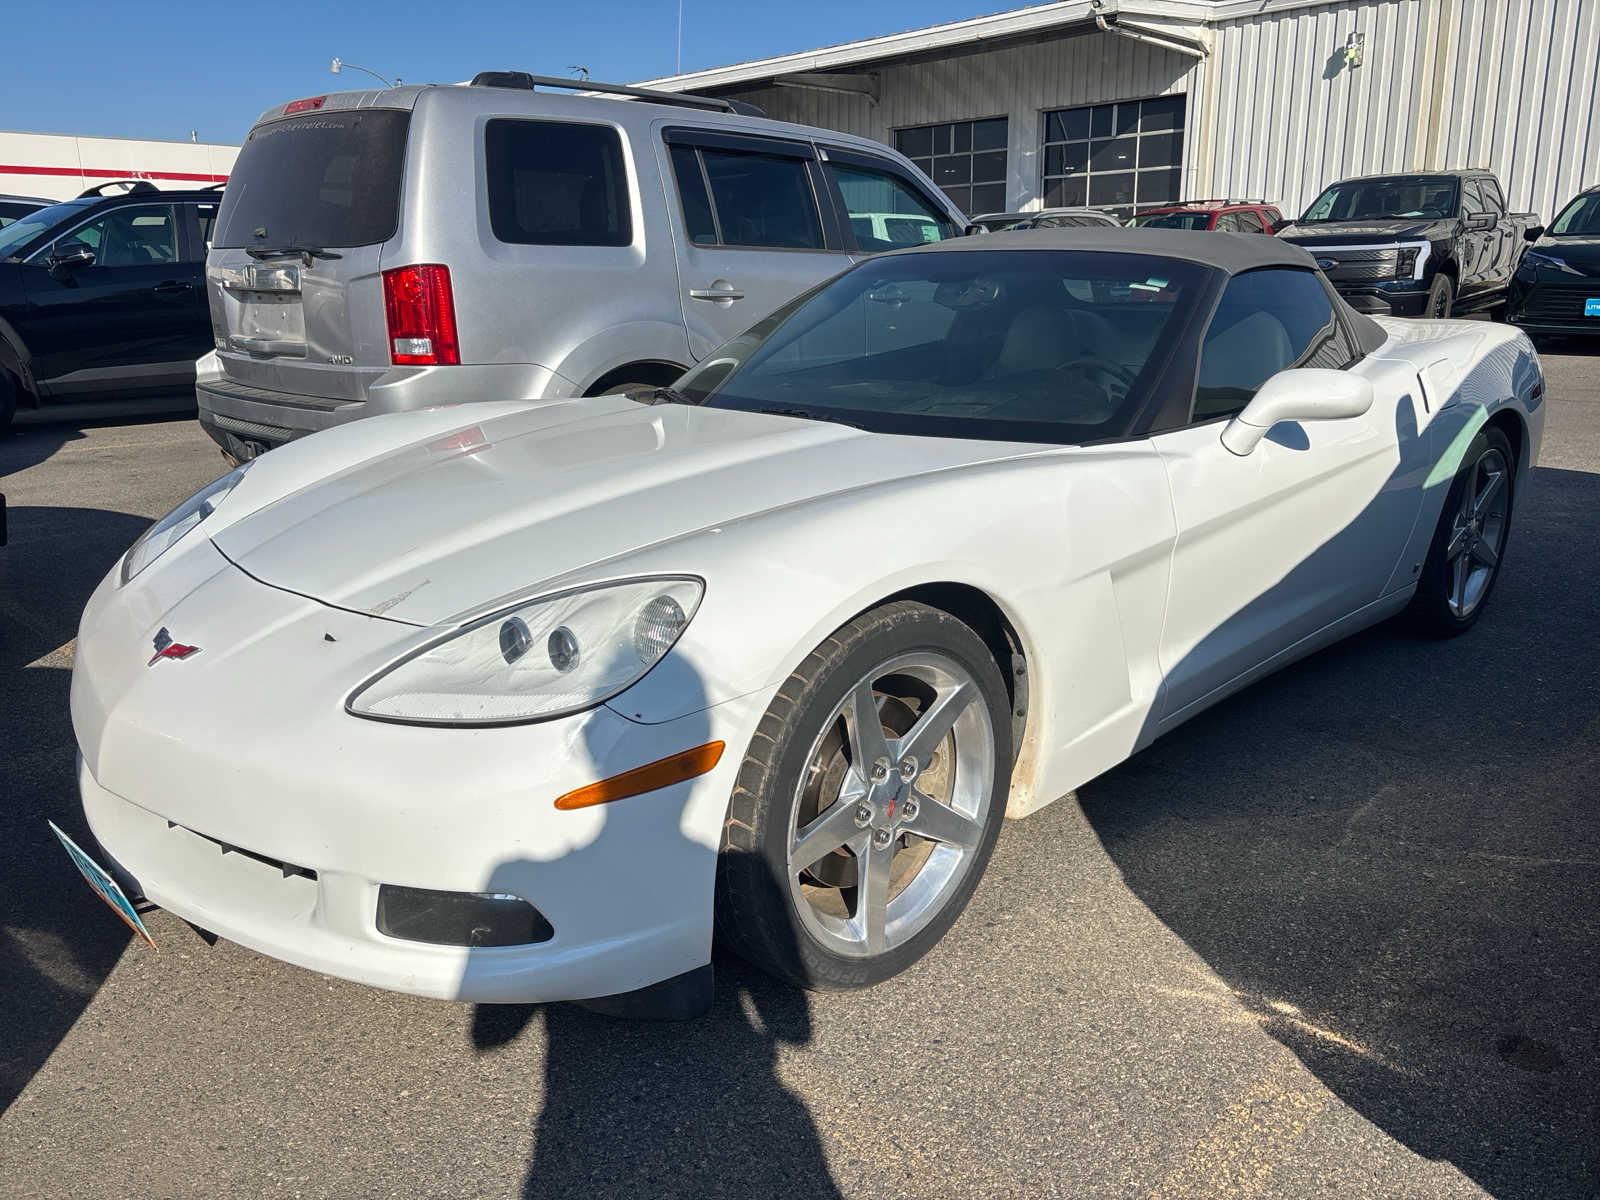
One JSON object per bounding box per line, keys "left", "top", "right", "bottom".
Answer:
{"left": 382, "top": 264, "right": 460, "bottom": 366}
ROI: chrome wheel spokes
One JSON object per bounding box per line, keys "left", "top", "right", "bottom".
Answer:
{"left": 786, "top": 652, "right": 995, "bottom": 959}
{"left": 1445, "top": 447, "right": 1509, "bottom": 619}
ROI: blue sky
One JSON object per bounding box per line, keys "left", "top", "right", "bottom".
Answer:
{"left": 0, "top": 0, "right": 992, "bottom": 145}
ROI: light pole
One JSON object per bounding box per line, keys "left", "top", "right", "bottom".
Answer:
{"left": 330, "top": 57, "right": 396, "bottom": 88}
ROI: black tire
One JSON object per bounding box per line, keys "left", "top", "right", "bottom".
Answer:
{"left": 1409, "top": 425, "right": 1515, "bottom": 636}
{"left": 0, "top": 371, "right": 17, "bottom": 433}
{"left": 1424, "top": 274, "right": 1455, "bottom": 319}
{"left": 716, "top": 601, "right": 1012, "bottom": 990}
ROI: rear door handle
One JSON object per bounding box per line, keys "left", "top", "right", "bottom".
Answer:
{"left": 689, "top": 282, "right": 745, "bottom": 302}
{"left": 152, "top": 281, "right": 194, "bottom": 295}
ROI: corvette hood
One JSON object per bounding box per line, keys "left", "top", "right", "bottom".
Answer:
{"left": 211, "top": 397, "right": 1036, "bottom": 626}
{"left": 1281, "top": 218, "right": 1456, "bottom": 245}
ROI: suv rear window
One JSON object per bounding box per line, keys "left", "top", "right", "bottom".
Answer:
{"left": 485, "top": 119, "right": 631, "bottom": 247}
{"left": 214, "top": 109, "right": 409, "bottom": 249}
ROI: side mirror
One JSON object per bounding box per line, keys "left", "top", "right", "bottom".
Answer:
{"left": 1466, "top": 213, "right": 1495, "bottom": 231}
{"left": 1523, "top": 225, "right": 1545, "bottom": 242}
{"left": 1220, "top": 368, "right": 1375, "bottom": 456}
{"left": 46, "top": 244, "right": 95, "bottom": 277}
{"left": 963, "top": 223, "right": 990, "bottom": 236}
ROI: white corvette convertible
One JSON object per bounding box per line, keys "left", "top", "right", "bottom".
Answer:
{"left": 70, "top": 229, "right": 1543, "bottom": 1016}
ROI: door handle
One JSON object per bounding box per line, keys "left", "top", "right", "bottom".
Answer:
{"left": 152, "top": 281, "right": 194, "bottom": 295}
{"left": 689, "top": 282, "right": 745, "bottom": 302}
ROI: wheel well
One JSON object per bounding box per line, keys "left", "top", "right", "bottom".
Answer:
{"left": 882, "top": 582, "right": 1029, "bottom": 759}
{"left": 1435, "top": 258, "right": 1458, "bottom": 282}
{"left": 1486, "top": 407, "right": 1526, "bottom": 476}
{"left": 584, "top": 361, "right": 687, "bottom": 397}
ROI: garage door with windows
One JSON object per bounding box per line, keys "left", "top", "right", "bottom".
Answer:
{"left": 894, "top": 118, "right": 1008, "bottom": 217}
{"left": 1041, "top": 95, "right": 1185, "bottom": 219}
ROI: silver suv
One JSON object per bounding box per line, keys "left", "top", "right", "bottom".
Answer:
{"left": 197, "top": 73, "right": 966, "bottom": 457}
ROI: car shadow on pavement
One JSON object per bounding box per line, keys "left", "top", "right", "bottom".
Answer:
{"left": 473, "top": 944, "right": 841, "bottom": 1200}
{"left": 0, "top": 503, "right": 152, "bottom": 1115}
{"left": 465, "top": 650, "right": 843, "bottom": 1199}
{"left": 1080, "top": 464, "right": 1600, "bottom": 1198}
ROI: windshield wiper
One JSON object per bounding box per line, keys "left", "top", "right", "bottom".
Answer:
{"left": 642, "top": 386, "right": 698, "bottom": 406}
{"left": 245, "top": 246, "right": 343, "bottom": 264}
{"left": 757, "top": 406, "right": 866, "bottom": 430}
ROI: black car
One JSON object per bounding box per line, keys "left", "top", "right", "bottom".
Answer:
{"left": 1507, "top": 185, "right": 1600, "bottom": 338}
{"left": 0, "top": 181, "right": 219, "bottom": 430}
{"left": 0, "top": 193, "right": 48, "bottom": 228}
{"left": 1279, "top": 170, "right": 1536, "bottom": 319}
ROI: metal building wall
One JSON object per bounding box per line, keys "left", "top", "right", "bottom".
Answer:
{"left": 721, "top": 28, "right": 1203, "bottom": 213}
{"left": 1203, "top": 0, "right": 1600, "bottom": 220}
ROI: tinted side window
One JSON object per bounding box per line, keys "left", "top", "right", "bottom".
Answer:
{"left": 825, "top": 160, "right": 957, "bottom": 251}
{"left": 485, "top": 119, "right": 630, "bottom": 247}
{"left": 1234, "top": 210, "right": 1265, "bottom": 233}
{"left": 56, "top": 204, "right": 179, "bottom": 267}
{"left": 700, "top": 149, "right": 823, "bottom": 249}
{"left": 192, "top": 203, "right": 218, "bottom": 258}
{"left": 1195, "top": 269, "right": 1350, "bottom": 420}
{"left": 669, "top": 145, "right": 717, "bottom": 245}
{"left": 1462, "top": 179, "right": 1488, "bottom": 218}
{"left": 1215, "top": 212, "right": 1242, "bottom": 232}
{"left": 1480, "top": 177, "right": 1505, "bottom": 214}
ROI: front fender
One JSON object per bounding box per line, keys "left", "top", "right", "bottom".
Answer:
{"left": 608, "top": 444, "right": 1178, "bottom": 818}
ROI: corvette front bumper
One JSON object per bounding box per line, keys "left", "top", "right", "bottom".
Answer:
{"left": 70, "top": 542, "right": 763, "bottom": 1004}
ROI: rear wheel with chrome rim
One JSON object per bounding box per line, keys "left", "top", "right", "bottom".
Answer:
{"left": 1410, "top": 426, "right": 1515, "bottom": 635}
{"left": 716, "top": 601, "right": 1012, "bottom": 989}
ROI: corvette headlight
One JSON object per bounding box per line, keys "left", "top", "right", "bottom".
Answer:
{"left": 121, "top": 463, "right": 250, "bottom": 585}
{"left": 347, "top": 577, "right": 704, "bottom": 725}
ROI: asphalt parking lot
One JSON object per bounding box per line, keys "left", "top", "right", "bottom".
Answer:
{"left": 2, "top": 342, "right": 1596, "bottom": 1199}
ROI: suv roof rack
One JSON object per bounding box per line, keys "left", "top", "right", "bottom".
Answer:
{"left": 467, "top": 71, "right": 765, "bottom": 118}
{"left": 1188, "top": 197, "right": 1268, "bottom": 206}
{"left": 76, "top": 179, "right": 160, "bottom": 199}
{"left": 200, "top": 182, "right": 226, "bottom": 192}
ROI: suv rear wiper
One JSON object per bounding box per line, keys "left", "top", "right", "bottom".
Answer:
{"left": 245, "top": 246, "right": 343, "bottom": 264}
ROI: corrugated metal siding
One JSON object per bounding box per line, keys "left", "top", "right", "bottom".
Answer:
{"left": 722, "top": 28, "right": 1202, "bottom": 212}
{"left": 1205, "top": 0, "right": 1600, "bottom": 220}
{"left": 705, "top": 1, "right": 1598, "bottom": 222}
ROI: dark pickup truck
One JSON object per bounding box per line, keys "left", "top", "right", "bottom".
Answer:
{"left": 1278, "top": 170, "right": 1536, "bottom": 319}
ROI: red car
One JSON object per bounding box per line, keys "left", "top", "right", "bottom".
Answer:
{"left": 1129, "top": 199, "right": 1285, "bottom": 234}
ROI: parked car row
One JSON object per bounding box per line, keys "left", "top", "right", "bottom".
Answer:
{"left": 0, "top": 74, "right": 1592, "bottom": 447}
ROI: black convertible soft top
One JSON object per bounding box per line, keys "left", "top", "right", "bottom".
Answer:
{"left": 904, "top": 225, "right": 1322, "bottom": 275}
{"left": 904, "top": 225, "right": 1388, "bottom": 354}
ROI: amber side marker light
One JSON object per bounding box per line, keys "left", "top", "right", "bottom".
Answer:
{"left": 554, "top": 741, "right": 725, "bottom": 811}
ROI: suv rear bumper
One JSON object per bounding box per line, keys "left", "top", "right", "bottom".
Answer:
{"left": 195, "top": 352, "right": 576, "bottom": 454}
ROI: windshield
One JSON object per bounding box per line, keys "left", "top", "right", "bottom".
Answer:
{"left": 214, "top": 109, "right": 409, "bottom": 249}
{"left": 1300, "top": 176, "right": 1459, "bottom": 222}
{"left": 672, "top": 249, "right": 1209, "bottom": 444}
{"left": 971, "top": 216, "right": 1022, "bottom": 232}
{"left": 1549, "top": 192, "right": 1600, "bottom": 236}
{"left": 0, "top": 198, "right": 94, "bottom": 258}
{"left": 1130, "top": 211, "right": 1211, "bottom": 230}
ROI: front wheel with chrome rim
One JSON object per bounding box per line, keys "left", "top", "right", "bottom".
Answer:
{"left": 1410, "top": 425, "right": 1516, "bottom": 635}
{"left": 716, "top": 601, "right": 1012, "bottom": 989}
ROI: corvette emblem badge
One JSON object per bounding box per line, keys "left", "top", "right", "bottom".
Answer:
{"left": 148, "top": 627, "right": 200, "bottom": 666}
